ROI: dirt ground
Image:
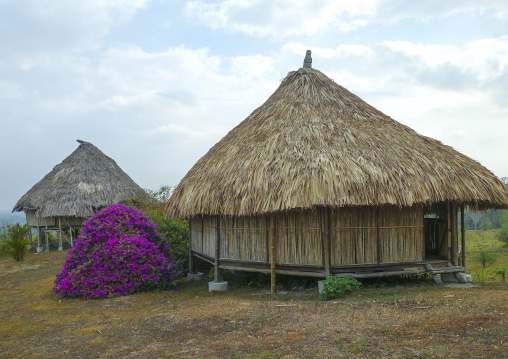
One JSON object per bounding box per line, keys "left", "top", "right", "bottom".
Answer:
{"left": 1, "top": 252, "right": 507, "bottom": 359}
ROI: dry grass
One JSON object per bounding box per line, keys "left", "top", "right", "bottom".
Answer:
{"left": 1, "top": 252, "right": 507, "bottom": 358}
{"left": 165, "top": 67, "right": 508, "bottom": 219}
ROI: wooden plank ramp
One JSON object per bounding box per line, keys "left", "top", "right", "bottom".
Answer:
{"left": 425, "top": 263, "right": 466, "bottom": 285}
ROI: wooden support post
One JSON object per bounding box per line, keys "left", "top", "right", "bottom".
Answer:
{"left": 27, "top": 228, "right": 33, "bottom": 248}
{"left": 58, "top": 217, "right": 63, "bottom": 251}
{"left": 270, "top": 214, "right": 276, "bottom": 294}
{"left": 266, "top": 216, "right": 270, "bottom": 263}
{"left": 322, "top": 207, "right": 331, "bottom": 277}
{"left": 69, "top": 227, "right": 73, "bottom": 247}
{"left": 453, "top": 205, "right": 459, "bottom": 266}
{"left": 45, "top": 231, "right": 49, "bottom": 253}
{"left": 450, "top": 203, "right": 456, "bottom": 265}
{"left": 189, "top": 218, "right": 195, "bottom": 274}
{"left": 461, "top": 205, "right": 466, "bottom": 269}
{"left": 447, "top": 201, "right": 451, "bottom": 261}
{"left": 421, "top": 213, "right": 425, "bottom": 261}
{"left": 36, "top": 214, "right": 42, "bottom": 252}
{"left": 214, "top": 216, "right": 221, "bottom": 283}
{"left": 376, "top": 206, "right": 381, "bottom": 264}
{"left": 201, "top": 216, "right": 204, "bottom": 256}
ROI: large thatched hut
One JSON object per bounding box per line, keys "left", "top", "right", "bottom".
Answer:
{"left": 13, "top": 140, "right": 146, "bottom": 252}
{"left": 165, "top": 51, "right": 508, "bottom": 291}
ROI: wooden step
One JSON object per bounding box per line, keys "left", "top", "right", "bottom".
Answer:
{"left": 427, "top": 266, "right": 465, "bottom": 274}
{"left": 344, "top": 268, "right": 426, "bottom": 279}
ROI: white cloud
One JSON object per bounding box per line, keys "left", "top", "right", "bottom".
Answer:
{"left": 384, "top": 37, "right": 508, "bottom": 79}
{"left": 3, "top": 0, "right": 508, "bottom": 212}
{"left": 375, "top": 0, "right": 508, "bottom": 22}
{"left": 1, "top": 42, "right": 284, "bottom": 206}
{"left": 184, "top": 0, "right": 508, "bottom": 38}
{"left": 0, "top": 0, "right": 148, "bottom": 56}
{"left": 185, "top": 0, "right": 376, "bottom": 37}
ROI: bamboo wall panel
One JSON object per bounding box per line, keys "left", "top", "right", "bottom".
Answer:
{"left": 202, "top": 216, "right": 217, "bottom": 258}
{"left": 26, "top": 211, "right": 56, "bottom": 226}
{"left": 379, "top": 206, "right": 423, "bottom": 263}
{"left": 193, "top": 207, "right": 423, "bottom": 267}
{"left": 330, "top": 206, "right": 377, "bottom": 266}
{"left": 219, "top": 216, "right": 267, "bottom": 262}
{"left": 190, "top": 217, "right": 202, "bottom": 253}
{"left": 275, "top": 210, "right": 322, "bottom": 265}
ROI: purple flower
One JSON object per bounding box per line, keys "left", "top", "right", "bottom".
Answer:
{"left": 53, "top": 204, "right": 183, "bottom": 299}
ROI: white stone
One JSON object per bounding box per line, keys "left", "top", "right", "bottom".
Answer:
{"left": 208, "top": 281, "right": 228, "bottom": 292}
{"left": 318, "top": 280, "right": 324, "bottom": 293}
{"left": 441, "top": 272, "right": 472, "bottom": 283}
{"left": 187, "top": 272, "right": 204, "bottom": 282}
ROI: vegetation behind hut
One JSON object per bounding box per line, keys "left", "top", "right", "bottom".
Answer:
{"left": 128, "top": 185, "right": 190, "bottom": 270}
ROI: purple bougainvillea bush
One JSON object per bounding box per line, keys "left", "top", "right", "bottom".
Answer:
{"left": 53, "top": 204, "right": 183, "bottom": 299}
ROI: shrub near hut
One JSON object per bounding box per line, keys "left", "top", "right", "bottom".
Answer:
{"left": 53, "top": 204, "right": 183, "bottom": 299}
{"left": 143, "top": 209, "right": 189, "bottom": 270}
{"left": 128, "top": 185, "right": 190, "bottom": 271}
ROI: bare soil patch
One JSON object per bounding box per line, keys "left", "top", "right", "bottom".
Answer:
{"left": 1, "top": 252, "right": 507, "bottom": 358}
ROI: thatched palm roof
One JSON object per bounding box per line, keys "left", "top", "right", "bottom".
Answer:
{"left": 165, "top": 66, "right": 508, "bottom": 219}
{"left": 13, "top": 141, "right": 146, "bottom": 218}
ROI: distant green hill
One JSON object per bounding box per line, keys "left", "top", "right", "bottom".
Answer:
{"left": 0, "top": 211, "right": 26, "bottom": 227}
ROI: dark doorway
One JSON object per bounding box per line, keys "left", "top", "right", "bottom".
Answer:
{"left": 424, "top": 217, "right": 440, "bottom": 259}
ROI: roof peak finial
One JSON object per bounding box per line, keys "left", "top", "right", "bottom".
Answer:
{"left": 303, "top": 50, "right": 312, "bottom": 68}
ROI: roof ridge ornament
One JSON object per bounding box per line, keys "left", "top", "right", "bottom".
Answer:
{"left": 303, "top": 50, "right": 312, "bottom": 68}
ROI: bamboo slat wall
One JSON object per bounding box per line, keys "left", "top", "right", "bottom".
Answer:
{"left": 379, "top": 206, "right": 423, "bottom": 263}
{"left": 330, "top": 207, "right": 377, "bottom": 266}
{"left": 202, "top": 216, "right": 217, "bottom": 258}
{"left": 275, "top": 210, "right": 322, "bottom": 265}
{"left": 191, "top": 206, "right": 424, "bottom": 267}
{"left": 190, "top": 216, "right": 203, "bottom": 253}
{"left": 220, "top": 216, "right": 267, "bottom": 262}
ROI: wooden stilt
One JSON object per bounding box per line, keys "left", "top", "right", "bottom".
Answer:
{"left": 266, "top": 216, "right": 270, "bottom": 263}
{"left": 45, "top": 231, "right": 49, "bottom": 253}
{"left": 450, "top": 203, "right": 456, "bottom": 265}
{"left": 376, "top": 206, "right": 381, "bottom": 264}
{"left": 447, "top": 202, "right": 451, "bottom": 261}
{"left": 36, "top": 215, "right": 42, "bottom": 252}
{"left": 461, "top": 205, "right": 466, "bottom": 269}
{"left": 453, "top": 205, "right": 459, "bottom": 266}
{"left": 421, "top": 209, "right": 425, "bottom": 261}
{"left": 214, "top": 216, "right": 221, "bottom": 283}
{"left": 321, "top": 207, "right": 331, "bottom": 276}
{"left": 58, "top": 217, "right": 63, "bottom": 251}
{"left": 189, "top": 218, "right": 196, "bottom": 274}
{"left": 27, "top": 228, "right": 33, "bottom": 248}
{"left": 270, "top": 214, "right": 276, "bottom": 293}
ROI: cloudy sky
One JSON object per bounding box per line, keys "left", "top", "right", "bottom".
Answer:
{"left": 1, "top": 0, "right": 507, "bottom": 212}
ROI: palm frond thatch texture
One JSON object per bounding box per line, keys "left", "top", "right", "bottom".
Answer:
{"left": 13, "top": 141, "right": 145, "bottom": 218}
{"left": 165, "top": 67, "right": 508, "bottom": 219}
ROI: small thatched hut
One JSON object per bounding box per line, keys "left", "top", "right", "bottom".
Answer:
{"left": 165, "top": 51, "right": 508, "bottom": 291}
{"left": 13, "top": 140, "right": 146, "bottom": 252}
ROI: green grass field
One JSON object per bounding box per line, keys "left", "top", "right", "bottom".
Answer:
{"left": 464, "top": 229, "right": 508, "bottom": 282}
